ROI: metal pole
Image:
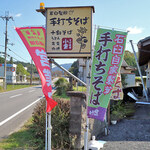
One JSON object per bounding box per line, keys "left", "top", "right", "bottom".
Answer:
{"left": 92, "top": 25, "right": 97, "bottom": 56}
{"left": 45, "top": 8, "right": 51, "bottom": 150}
{"left": 47, "top": 61, "right": 52, "bottom": 150}
{"left": 84, "top": 58, "right": 90, "bottom": 150}
{"left": 130, "top": 40, "right": 149, "bottom": 101}
{"left": 48, "top": 112, "right": 51, "bottom": 150}
{"left": 50, "top": 58, "right": 87, "bottom": 87}
{"left": 30, "top": 59, "right": 33, "bottom": 85}
{"left": 45, "top": 101, "right": 48, "bottom": 150}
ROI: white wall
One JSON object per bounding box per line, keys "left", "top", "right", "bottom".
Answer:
{"left": 125, "top": 74, "right": 135, "bottom": 87}
{"left": 0, "top": 64, "right": 17, "bottom": 83}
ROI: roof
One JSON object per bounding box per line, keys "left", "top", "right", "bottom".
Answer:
{"left": 137, "top": 36, "right": 150, "bottom": 66}
{"left": 121, "top": 59, "right": 129, "bottom": 67}
{"left": 36, "top": 6, "right": 95, "bottom": 16}
{"left": 121, "top": 60, "right": 136, "bottom": 71}
{"left": 79, "top": 59, "right": 136, "bottom": 71}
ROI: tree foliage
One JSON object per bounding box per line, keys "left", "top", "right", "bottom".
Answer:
{"left": 124, "top": 50, "right": 146, "bottom": 76}
{"left": 0, "top": 57, "right": 5, "bottom": 63}
{"left": 16, "top": 63, "right": 30, "bottom": 76}
{"left": 124, "top": 50, "right": 136, "bottom": 67}
{"left": 69, "top": 60, "right": 79, "bottom": 77}
{"left": 15, "top": 61, "right": 38, "bottom": 74}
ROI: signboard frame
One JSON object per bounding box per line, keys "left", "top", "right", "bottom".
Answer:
{"left": 45, "top": 6, "right": 94, "bottom": 58}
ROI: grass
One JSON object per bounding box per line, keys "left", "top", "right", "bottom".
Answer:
{"left": 0, "top": 119, "right": 36, "bottom": 150}
{"left": 0, "top": 97, "right": 70, "bottom": 150}
{"left": 0, "top": 85, "right": 86, "bottom": 149}
{"left": 0, "top": 85, "right": 34, "bottom": 93}
{"left": 52, "top": 86, "right": 87, "bottom": 100}
{"left": 73, "top": 86, "right": 87, "bottom": 92}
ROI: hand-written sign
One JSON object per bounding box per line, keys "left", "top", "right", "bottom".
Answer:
{"left": 88, "top": 28, "right": 127, "bottom": 121}
{"left": 46, "top": 6, "right": 94, "bottom": 58}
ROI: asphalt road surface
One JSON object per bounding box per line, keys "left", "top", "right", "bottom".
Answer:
{"left": 101, "top": 105, "right": 150, "bottom": 150}
{"left": 0, "top": 85, "right": 43, "bottom": 141}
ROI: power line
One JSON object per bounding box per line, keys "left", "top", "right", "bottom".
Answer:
{"left": 1, "top": 44, "right": 29, "bottom": 63}
{"left": 0, "top": 51, "right": 24, "bottom": 62}
{"left": 8, "top": 47, "right": 29, "bottom": 62}
{"left": 9, "top": 20, "right": 32, "bottom": 59}
{"left": 0, "top": 51, "right": 10, "bottom": 57}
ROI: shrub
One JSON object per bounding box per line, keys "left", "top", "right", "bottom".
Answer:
{"left": 31, "top": 97, "right": 71, "bottom": 150}
{"left": 121, "top": 74, "right": 127, "bottom": 87}
{"left": 54, "top": 77, "right": 69, "bottom": 96}
{"left": 31, "top": 100, "right": 46, "bottom": 149}
{"left": 110, "top": 101, "right": 135, "bottom": 121}
{"left": 51, "top": 97, "right": 71, "bottom": 149}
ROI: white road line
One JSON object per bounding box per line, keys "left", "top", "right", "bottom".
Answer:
{"left": 0, "top": 85, "right": 41, "bottom": 95}
{"left": 9, "top": 94, "right": 22, "bottom": 99}
{"left": 0, "top": 96, "right": 44, "bottom": 127}
{"left": 28, "top": 90, "right": 35, "bottom": 93}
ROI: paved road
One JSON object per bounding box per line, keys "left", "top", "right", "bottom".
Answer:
{"left": 0, "top": 86, "right": 43, "bottom": 141}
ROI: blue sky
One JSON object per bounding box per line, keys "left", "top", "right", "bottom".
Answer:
{"left": 0, "top": 0, "right": 150, "bottom": 64}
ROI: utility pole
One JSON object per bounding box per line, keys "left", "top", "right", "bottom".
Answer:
{"left": 0, "top": 11, "right": 13, "bottom": 90}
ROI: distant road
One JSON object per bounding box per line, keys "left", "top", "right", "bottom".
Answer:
{"left": 0, "top": 85, "right": 43, "bottom": 141}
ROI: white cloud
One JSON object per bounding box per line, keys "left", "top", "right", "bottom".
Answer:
{"left": 126, "top": 26, "right": 143, "bottom": 34}
{"left": 15, "top": 13, "right": 22, "bottom": 17}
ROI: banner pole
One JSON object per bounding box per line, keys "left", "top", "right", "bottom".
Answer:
{"left": 48, "top": 112, "right": 51, "bottom": 150}
{"left": 45, "top": 101, "right": 48, "bottom": 150}
{"left": 84, "top": 58, "right": 90, "bottom": 150}
{"left": 48, "top": 62, "right": 52, "bottom": 150}
{"left": 130, "top": 40, "right": 149, "bottom": 101}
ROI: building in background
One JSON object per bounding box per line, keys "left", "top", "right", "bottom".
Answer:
{"left": 0, "top": 64, "right": 17, "bottom": 84}
{"left": 120, "top": 60, "right": 136, "bottom": 87}
{"left": 78, "top": 59, "right": 136, "bottom": 87}
{"left": 0, "top": 64, "right": 28, "bottom": 84}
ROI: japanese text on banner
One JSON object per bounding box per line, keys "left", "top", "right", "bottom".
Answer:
{"left": 87, "top": 28, "right": 127, "bottom": 121}
{"left": 16, "top": 27, "right": 57, "bottom": 112}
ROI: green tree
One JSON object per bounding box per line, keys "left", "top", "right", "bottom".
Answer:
{"left": 16, "top": 63, "right": 30, "bottom": 76}
{"left": 0, "top": 56, "right": 5, "bottom": 63}
{"left": 124, "top": 50, "right": 136, "bottom": 67}
{"left": 124, "top": 50, "right": 146, "bottom": 76}
{"left": 69, "top": 60, "right": 79, "bottom": 77}
{"left": 27, "top": 64, "right": 38, "bottom": 74}
{"left": 15, "top": 61, "right": 38, "bottom": 74}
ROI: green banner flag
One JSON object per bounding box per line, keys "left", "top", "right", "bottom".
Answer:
{"left": 87, "top": 28, "right": 127, "bottom": 121}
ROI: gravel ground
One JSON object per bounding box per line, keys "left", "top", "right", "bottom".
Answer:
{"left": 100, "top": 105, "right": 150, "bottom": 150}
